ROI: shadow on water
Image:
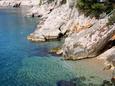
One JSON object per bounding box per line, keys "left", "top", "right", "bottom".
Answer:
{"left": 57, "top": 76, "right": 94, "bottom": 86}
{"left": 29, "top": 44, "right": 62, "bottom": 57}
{"left": 56, "top": 76, "right": 115, "bottom": 86}
{"left": 30, "top": 47, "right": 50, "bottom": 57}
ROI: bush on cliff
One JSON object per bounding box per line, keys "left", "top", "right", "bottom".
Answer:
{"left": 48, "top": 0, "right": 66, "bottom": 4}
{"left": 107, "top": 11, "right": 115, "bottom": 25}
{"left": 76, "top": 0, "right": 114, "bottom": 18}
{"left": 48, "top": 0, "right": 55, "bottom": 3}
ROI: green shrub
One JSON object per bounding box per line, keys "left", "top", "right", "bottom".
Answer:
{"left": 48, "top": 0, "right": 55, "bottom": 3}
{"left": 61, "top": 0, "right": 66, "bottom": 4}
{"left": 107, "top": 12, "right": 115, "bottom": 25}
{"left": 91, "top": 3, "right": 106, "bottom": 10}
{"left": 76, "top": 0, "right": 114, "bottom": 18}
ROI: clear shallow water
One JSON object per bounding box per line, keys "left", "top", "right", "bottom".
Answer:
{"left": 0, "top": 8, "right": 111, "bottom": 86}
{"left": 0, "top": 8, "right": 76, "bottom": 86}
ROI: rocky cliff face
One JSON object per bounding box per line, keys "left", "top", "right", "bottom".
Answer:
{"left": 27, "top": 0, "right": 76, "bottom": 41}
{"left": 63, "top": 20, "right": 115, "bottom": 60}
{"left": 0, "top": 0, "right": 39, "bottom": 7}
{"left": 62, "top": 9, "right": 115, "bottom": 60}
{"left": 27, "top": 0, "right": 97, "bottom": 42}
{"left": 27, "top": 0, "right": 66, "bottom": 18}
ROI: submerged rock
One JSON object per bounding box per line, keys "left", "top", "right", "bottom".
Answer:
{"left": 50, "top": 47, "right": 63, "bottom": 55}
{"left": 57, "top": 80, "right": 76, "bottom": 86}
{"left": 102, "top": 80, "right": 113, "bottom": 86}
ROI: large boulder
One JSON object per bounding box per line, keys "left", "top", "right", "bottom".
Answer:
{"left": 62, "top": 18, "right": 115, "bottom": 60}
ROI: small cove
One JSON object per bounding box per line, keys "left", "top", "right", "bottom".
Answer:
{"left": 0, "top": 8, "right": 112, "bottom": 86}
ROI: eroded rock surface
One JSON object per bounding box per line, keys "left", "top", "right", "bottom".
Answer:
{"left": 62, "top": 19, "right": 115, "bottom": 60}
{"left": 27, "top": 0, "right": 79, "bottom": 42}
{"left": 27, "top": 0, "right": 97, "bottom": 42}
{"left": 0, "top": 0, "right": 39, "bottom": 7}
{"left": 98, "top": 47, "right": 115, "bottom": 69}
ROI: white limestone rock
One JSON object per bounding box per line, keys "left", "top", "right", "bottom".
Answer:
{"left": 62, "top": 19, "right": 115, "bottom": 60}
{"left": 27, "top": 0, "right": 85, "bottom": 42}
{"left": 0, "top": 0, "right": 39, "bottom": 7}
{"left": 98, "top": 47, "right": 115, "bottom": 69}
{"left": 27, "top": 4, "right": 74, "bottom": 41}
{"left": 27, "top": 0, "right": 67, "bottom": 17}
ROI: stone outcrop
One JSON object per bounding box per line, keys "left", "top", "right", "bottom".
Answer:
{"left": 62, "top": 18, "right": 115, "bottom": 60}
{"left": 98, "top": 47, "right": 115, "bottom": 70}
{"left": 27, "top": 0, "right": 57, "bottom": 17}
{"left": 27, "top": 0, "right": 79, "bottom": 42}
{"left": 27, "top": 0, "right": 70, "bottom": 17}
{"left": 27, "top": 0, "right": 97, "bottom": 42}
{"left": 27, "top": 4, "right": 71, "bottom": 41}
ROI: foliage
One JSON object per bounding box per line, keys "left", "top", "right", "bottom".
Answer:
{"left": 76, "top": 0, "right": 114, "bottom": 18}
{"left": 61, "top": 0, "right": 66, "bottom": 4}
{"left": 48, "top": 0, "right": 66, "bottom": 4}
{"left": 107, "top": 12, "right": 115, "bottom": 25}
{"left": 48, "top": 0, "right": 55, "bottom": 3}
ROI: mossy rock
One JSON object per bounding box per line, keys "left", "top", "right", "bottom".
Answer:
{"left": 50, "top": 47, "right": 61, "bottom": 53}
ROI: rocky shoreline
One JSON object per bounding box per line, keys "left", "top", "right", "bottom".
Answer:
{"left": 0, "top": 0, "right": 115, "bottom": 81}
{"left": 27, "top": 0, "right": 115, "bottom": 71}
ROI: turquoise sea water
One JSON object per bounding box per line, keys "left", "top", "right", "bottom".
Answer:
{"left": 0, "top": 8, "right": 112, "bottom": 86}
